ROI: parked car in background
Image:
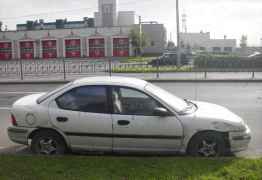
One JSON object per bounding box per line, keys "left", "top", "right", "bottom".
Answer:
{"left": 149, "top": 51, "right": 191, "bottom": 66}
{"left": 8, "top": 76, "right": 251, "bottom": 157}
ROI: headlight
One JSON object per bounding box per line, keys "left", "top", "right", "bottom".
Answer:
{"left": 212, "top": 122, "right": 246, "bottom": 132}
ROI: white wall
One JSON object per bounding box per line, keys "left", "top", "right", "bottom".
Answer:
{"left": 0, "top": 26, "right": 131, "bottom": 59}
{"left": 180, "top": 32, "right": 237, "bottom": 53}
{"left": 118, "top": 11, "right": 135, "bottom": 26}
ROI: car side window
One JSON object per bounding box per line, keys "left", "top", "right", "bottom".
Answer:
{"left": 112, "top": 87, "right": 163, "bottom": 116}
{"left": 56, "top": 86, "right": 108, "bottom": 114}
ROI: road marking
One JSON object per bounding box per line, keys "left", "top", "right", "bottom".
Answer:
{"left": 0, "top": 92, "right": 43, "bottom": 95}
{"left": 0, "top": 107, "right": 11, "bottom": 110}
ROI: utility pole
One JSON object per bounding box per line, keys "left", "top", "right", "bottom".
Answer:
{"left": 176, "top": 0, "right": 181, "bottom": 67}
{"left": 139, "top": 15, "right": 142, "bottom": 56}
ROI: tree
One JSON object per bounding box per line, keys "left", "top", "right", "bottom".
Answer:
{"left": 240, "top": 35, "right": 247, "bottom": 48}
{"left": 129, "top": 27, "right": 147, "bottom": 56}
{"left": 167, "top": 41, "right": 175, "bottom": 50}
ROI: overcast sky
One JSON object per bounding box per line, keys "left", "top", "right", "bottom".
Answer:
{"left": 1, "top": 0, "right": 261, "bottom": 46}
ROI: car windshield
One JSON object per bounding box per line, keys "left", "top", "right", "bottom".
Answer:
{"left": 36, "top": 82, "right": 73, "bottom": 104}
{"left": 145, "top": 83, "right": 188, "bottom": 113}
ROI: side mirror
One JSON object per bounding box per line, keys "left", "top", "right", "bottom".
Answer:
{"left": 153, "top": 107, "right": 170, "bottom": 117}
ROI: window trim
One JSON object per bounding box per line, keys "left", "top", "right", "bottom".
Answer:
{"left": 55, "top": 85, "right": 111, "bottom": 114}
{"left": 109, "top": 86, "right": 174, "bottom": 117}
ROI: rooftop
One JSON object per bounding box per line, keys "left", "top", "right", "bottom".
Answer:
{"left": 74, "top": 76, "right": 148, "bottom": 89}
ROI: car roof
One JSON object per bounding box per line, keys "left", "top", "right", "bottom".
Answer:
{"left": 73, "top": 76, "right": 148, "bottom": 89}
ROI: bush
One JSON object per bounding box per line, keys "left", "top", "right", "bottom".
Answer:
{"left": 194, "top": 54, "right": 262, "bottom": 69}
{"left": 111, "top": 66, "right": 193, "bottom": 73}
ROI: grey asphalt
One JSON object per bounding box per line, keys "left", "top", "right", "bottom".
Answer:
{"left": 0, "top": 82, "right": 261, "bottom": 157}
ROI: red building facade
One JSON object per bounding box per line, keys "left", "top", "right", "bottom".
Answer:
{"left": 42, "top": 40, "right": 57, "bottom": 59}
{"left": 0, "top": 41, "right": 12, "bottom": 60}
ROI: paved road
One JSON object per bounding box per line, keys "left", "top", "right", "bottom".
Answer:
{"left": 0, "top": 82, "right": 261, "bottom": 157}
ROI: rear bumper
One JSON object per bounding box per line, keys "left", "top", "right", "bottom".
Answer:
{"left": 229, "top": 126, "right": 251, "bottom": 153}
{"left": 7, "top": 127, "right": 35, "bottom": 145}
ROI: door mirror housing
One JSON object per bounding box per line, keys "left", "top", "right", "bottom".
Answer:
{"left": 153, "top": 107, "right": 171, "bottom": 117}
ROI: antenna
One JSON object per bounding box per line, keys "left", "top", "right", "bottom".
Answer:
{"left": 182, "top": 13, "right": 187, "bottom": 33}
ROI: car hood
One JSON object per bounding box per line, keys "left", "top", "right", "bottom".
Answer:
{"left": 193, "top": 101, "right": 244, "bottom": 125}
{"left": 13, "top": 93, "right": 45, "bottom": 107}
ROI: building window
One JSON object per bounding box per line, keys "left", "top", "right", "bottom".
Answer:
{"left": 42, "top": 40, "right": 57, "bottom": 59}
{"left": 20, "top": 41, "right": 34, "bottom": 59}
{"left": 65, "top": 39, "right": 81, "bottom": 58}
{"left": 224, "top": 47, "right": 233, "bottom": 53}
{"left": 0, "top": 42, "right": 12, "bottom": 60}
{"left": 113, "top": 38, "right": 129, "bottom": 57}
{"left": 213, "top": 47, "right": 221, "bottom": 53}
{"left": 89, "top": 38, "right": 105, "bottom": 58}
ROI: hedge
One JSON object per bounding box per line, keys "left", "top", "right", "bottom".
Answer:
{"left": 194, "top": 55, "right": 262, "bottom": 69}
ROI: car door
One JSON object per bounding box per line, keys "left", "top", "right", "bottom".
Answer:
{"left": 111, "top": 86, "right": 183, "bottom": 153}
{"left": 49, "top": 85, "right": 113, "bottom": 151}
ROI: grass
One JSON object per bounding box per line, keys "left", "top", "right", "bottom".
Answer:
{"left": 0, "top": 155, "right": 261, "bottom": 180}
{"left": 112, "top": 66, "right": 193, "bottom": 73}
{"left": 118, "top": 56, "right": 157, "bottom": 63}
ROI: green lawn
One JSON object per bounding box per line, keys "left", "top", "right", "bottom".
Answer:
{"left": 112, "top": 66, "right": 193, "bottom": 73}
{"left": 118, "top": 56, "right": 156, "bottom": 63}
{"left": 0, "top": 155, "right": 261, "bottom": 180}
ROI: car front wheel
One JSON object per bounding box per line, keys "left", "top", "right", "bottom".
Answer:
{"left": 31, "top": 130, "right": 66, "bottom": 155}
{"left": 187, "top": 132, "right": 226, "bottom": 157}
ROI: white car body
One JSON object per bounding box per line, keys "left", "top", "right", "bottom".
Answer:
{"left": 8, "top": 76, "right": 251, "bottom": 155}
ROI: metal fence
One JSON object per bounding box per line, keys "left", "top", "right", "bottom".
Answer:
{"left": 0, "top": 59, "right": 261, "bottom": 81}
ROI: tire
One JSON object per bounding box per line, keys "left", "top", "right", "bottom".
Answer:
{"left": 31, "top": 130, "right": 67, "bottom": 155}
{"left": 187, "top": 132, "right": 226, "bottom": 157}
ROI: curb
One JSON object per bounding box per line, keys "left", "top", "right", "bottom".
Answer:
{"left": 0, "top": 79, "right": 261, "bottom": 84}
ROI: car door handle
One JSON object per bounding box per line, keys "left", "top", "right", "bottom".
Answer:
{"left": 56, "top": 117, "right": 68, "bottom": 122}
{"left": 117, "top": 120, "right": 130, "bottom": 126}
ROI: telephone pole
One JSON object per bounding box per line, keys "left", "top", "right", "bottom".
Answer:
{"left": 176, "top": 0, "right": 181, "bottom": 67}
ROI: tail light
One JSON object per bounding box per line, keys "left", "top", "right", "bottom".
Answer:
{"left": 11, "top": 114, "right": 17, "bottom": 126}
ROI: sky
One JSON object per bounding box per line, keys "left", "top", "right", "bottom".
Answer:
{"left": 0, "top": 0, "right": 261, "bottom": 46}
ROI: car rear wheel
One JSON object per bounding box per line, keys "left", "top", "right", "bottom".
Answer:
{"left": 187, "top": 132, "right": 226, "bottom": 157}
{"left": 31, "top": 130, "right": 66, "bottom": 155}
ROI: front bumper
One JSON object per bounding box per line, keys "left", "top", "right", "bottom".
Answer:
{"left": 7, "top": 127, "right": 35, "bottom": 145}
{"left": 229, "top": 125, "right": 251, "bottom": 153}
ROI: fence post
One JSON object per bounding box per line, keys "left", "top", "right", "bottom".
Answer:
{"left": 204, "top": 71, "right": 207, "bottom": 79}
{"left": 108, "top": 57, "right": 112, "bottom": 77}
{"left": 19, "top": 59, "right": 23, "bottom": 80}
{"left": 252, "top": 60, "right": 255, "bottom": 79}
{"left": 63, "top": 58, "right": 66, "bottom": 80}
{"left": 156, "top": 59, "right": 160, "bottom": 79}
{"left": 204, "top": 59, "right": 207, "bottom": 79}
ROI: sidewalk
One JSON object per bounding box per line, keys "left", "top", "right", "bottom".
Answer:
{"left": 0, "top": 72, "right": 262, "bottom": 84}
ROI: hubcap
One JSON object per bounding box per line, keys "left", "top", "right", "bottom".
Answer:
{"left": 38, "top": 138, "right": 57, "bottom": 155}
{"left": 198, "top": 140, "right": 217, "bottom": 157}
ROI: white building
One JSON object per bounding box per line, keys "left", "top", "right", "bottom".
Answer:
{"left": 0, "top": 27, "right": 132, "bottom": 60}
{"left": 94, "top": 0, "right": 135, "bottom": 27}
{"left": 118, "top": 11, "right": 135, "bottom": 26}
{"left": 180, "top": 32, "right": 237, "bottom": 53}
{"left": 0, "top": 0, "right": 167, "bottom": 60}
